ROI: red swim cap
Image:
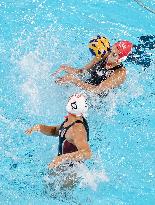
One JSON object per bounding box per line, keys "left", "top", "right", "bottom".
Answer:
{"left": 114, "top": 40, "right": 133, "bottom": 62}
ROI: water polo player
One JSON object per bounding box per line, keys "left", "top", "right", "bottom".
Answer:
{"left": 25, "top": 93, "right": 91, "bottom": 169}
{"left": 52, "top": 37, "right": 133, "bottom": 95}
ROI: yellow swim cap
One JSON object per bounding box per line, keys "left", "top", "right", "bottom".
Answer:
{"left": 88, "top": 35, "right": 110, "bottom": 59}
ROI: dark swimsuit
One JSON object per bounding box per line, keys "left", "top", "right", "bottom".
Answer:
{"left": 86, "top": 59, "right": 123, "bottom": 86}
{"left": 58, "top": 117, "right": 89, "bottom": 156}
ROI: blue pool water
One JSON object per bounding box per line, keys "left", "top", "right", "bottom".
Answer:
{"left": 0, "top": 0, "right": 155, "bottom": 204}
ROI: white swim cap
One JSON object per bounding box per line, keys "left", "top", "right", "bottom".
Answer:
{"left": 66, "top": 93, "right": 88, "bottom": 116}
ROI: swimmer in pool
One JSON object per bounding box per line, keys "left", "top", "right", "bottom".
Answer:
{"left": 52, "top": 37, "right": 133, "bottom": 95}
{"left": 25, "top": 93, "right": 91, "bottom": 169}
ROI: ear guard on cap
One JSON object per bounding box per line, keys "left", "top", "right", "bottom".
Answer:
{"left": 66, "top": 93, "right": 88, "bottom": 117}
{"left": 114, "top": 40, "right": 133, "bottom": 62}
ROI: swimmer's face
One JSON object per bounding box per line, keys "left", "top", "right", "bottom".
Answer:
{"left": 106, "top": 45, "right": 120, "bottom": 64}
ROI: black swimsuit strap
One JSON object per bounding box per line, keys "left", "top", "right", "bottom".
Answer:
{"left": 59, "top": 118, "right": 89, "bottom": 141}
{"left": 64, "top": 120, "right": 80, "bottom": 131}
{"left": 59, "top": 119, "right": 80, "bottom": 138}
{"left": 107, "top": 63, "right": 123, "bottom": 71}
{"left": 59, "top": 118, "right": 68, "bottom": 131}
{"left": 62, "top": 120, "right": 84, "bottom": 134}
{"left": 69, "top": 119, "right": 89, "bottom": 141}
{"left": 77, "top": 118, "right": 89, "bottom": 141}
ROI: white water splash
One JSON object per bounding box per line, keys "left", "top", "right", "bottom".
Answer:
{"left": 19, "top": 52, "right": 52, "bottom": 115}
{"left": 21, "top": 79, "right": 40, "bottom": 115}
{"left": 77, "top": 163, "right": 109, "bottom": 191}
{"left": 18, "top": 51, "right": 51, "bottom": 79}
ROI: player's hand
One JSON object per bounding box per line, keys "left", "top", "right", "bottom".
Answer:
{"left": 25, "top": 125, "right": 40, "bottom": 135}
